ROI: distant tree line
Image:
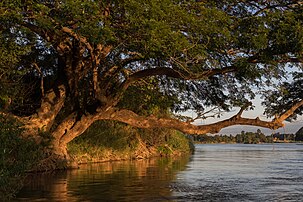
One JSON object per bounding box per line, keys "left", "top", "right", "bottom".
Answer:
{"left": 192, "top": 129, "right": 299, "bottom": 144}
{"left": 295, "top": 127, "right": 303, "bottom": 141}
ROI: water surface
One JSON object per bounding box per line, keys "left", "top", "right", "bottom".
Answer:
{"left": 16, "top": 144, "right": 303, "bottom": 201}
{"left": 173, "top": 144, "right": 303, "bottom": 201}
{"left": 16, "top": 157, "right": 189, "bottom": 201}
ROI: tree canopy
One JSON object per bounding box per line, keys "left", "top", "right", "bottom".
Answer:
{"left": 263, "top": 71, "right": 303, "bottom": 120}
{"left": 1, "top": 0, "right": 303, "bottom": 161}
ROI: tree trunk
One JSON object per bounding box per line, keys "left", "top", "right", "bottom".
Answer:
{"left": 32, "top": 140, "right": 78, "bottom": 171}
{"left": 23, "top": 100, "right": 303, "bottom": 171}
{"left": 34, "top": 112, "right": 96, "bottom": 170}
{"left": 22, "top": 85, "right": 66, "bottom": 136}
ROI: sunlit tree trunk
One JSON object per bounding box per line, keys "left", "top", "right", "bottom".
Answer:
{"left": 22, "top": 98, "right": 302, "bottom": 170}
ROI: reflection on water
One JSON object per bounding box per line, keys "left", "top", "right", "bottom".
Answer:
{"left": 16, "top": 156, "right": 190, "bottom": 201}
{"left": 16, "top": 144, "right": 303, "bottom": 201}
{"left": 172, "top": 144, "right": 303, "bottom": 201}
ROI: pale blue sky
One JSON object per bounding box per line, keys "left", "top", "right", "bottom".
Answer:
{"left": 191, "top": 66, "right": 303, "bottom": 135}
{"left": 186, "top": 95, "right": 303, "bottom": 135}
{"left": 180, "top": 66, "right": 303, "bottom": 135}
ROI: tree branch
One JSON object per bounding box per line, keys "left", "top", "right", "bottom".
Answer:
{"left": 127, "top": 65, "right": 237, "bottom": 82}
{"left": 122, "top": 49, "right": 303, "bottom": 85}
{"left": 59, "top": 114, "right": 95, "bottom": 145}
{"left": 179, "top": 107, "right": 221, "bottom": 123}
{"left": 91, "top": 99, "right": 303, "bottom": 136}
{"left": 92, "top": 108, "right": 276, "bottom": 135}
{"left": 21, "top": 22, "right": 54, "bottom": 42}
{"left": 24, "top": 85, "right": 66, "bottom": 134}
{"left": 33, "top": 62, "right": 44, "bottom": 97}
{"left": 236, "top": 102, "right": 252, "bottom": 118}
{"left": 274, "top": 99, "right": 303, "bottom": 123}
{"left": 61, "top": 27, "right": 95, "bottom": 59}
{"left": 57, "top": 98, "right": 303, "bottom": 145}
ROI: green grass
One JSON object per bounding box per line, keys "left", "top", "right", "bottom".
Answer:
{"left": 68, "top": 120, "right": 193, "bottom": 162}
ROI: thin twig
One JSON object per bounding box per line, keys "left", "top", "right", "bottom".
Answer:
{"left": 33, "top": 63, "right": 44, "bottom": 97}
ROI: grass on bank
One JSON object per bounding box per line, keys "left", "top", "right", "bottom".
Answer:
{"left": 68, "top": 120, "right": 194, "bottom": 163}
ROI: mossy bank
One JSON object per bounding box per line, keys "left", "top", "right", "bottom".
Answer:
{"left": 68, "top": 121, "right": 194, "bottom": 164}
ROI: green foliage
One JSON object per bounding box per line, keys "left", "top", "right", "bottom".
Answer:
{"left": 0, "top": 115, "right": 42, "bottom": 200}
{"left": 68, "top": 121, "right": 193, "bottom": 161}
{"left": 295, "top": 127, "right": 303, "bottom": 141}
{"left": 236, "top": 131, "right": 269, "bottom": 144}
{"left": 193, "top": 130, "right": 274, "bottom": 144}
{"left": 0, "top": 29, "right": 32, "bottom": 112}
{"left": 118, "top": 83, "right": 178, "bottom": 116}
{"left": 263, "top": 76, "right": 303, "bottom": 121}
{"left": 0, "top": 1, "right": 302, "bottom": 171}
{"left": 68, "top": 121, "right": 139, "bottom": 160}
{"left": 0, "top": 7, "right": 38, "bottom": 114}
{"left": 1, "top": 0, "right": 303, "bottom": 118}
{"left": 162, "top": 131, "right": 194, "bottom": 155}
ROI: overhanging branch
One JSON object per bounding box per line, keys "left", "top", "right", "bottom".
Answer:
{"left": 92, "top": 99, "right": 303, "bottom": 135}
{"left": 55, "top": 99, "right": 303, "bottom": 145}
{"left": 101, "top": 109, "right": 280, "bottom": 134}
{"left": 274, "top": 99, "right": 303, "bottom": 123}
{"left": 127, "top": 65, "right": 237, "bottom": 82}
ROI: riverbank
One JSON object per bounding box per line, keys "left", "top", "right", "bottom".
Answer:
{"left": 15, "top": 144, "right": 303, "bottom": 201}
{"left": 0, "top": 119, "right": 194, "bottom": 201}
{"left": 68, "top": 121, "right": 194, "bottom": 165}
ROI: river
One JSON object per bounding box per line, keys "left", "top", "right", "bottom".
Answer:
{"left": 16, "top": 143, "right": 303, "bottom": 201}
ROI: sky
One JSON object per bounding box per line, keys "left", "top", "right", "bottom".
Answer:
{"left": 218, "top": 122, "right": 302, "bottom": 135}
{"left": 186, "top": 95, "right": 303, "bottom": 135}
{"left": 186, "top": 66, "right": 303, "bottom": 135}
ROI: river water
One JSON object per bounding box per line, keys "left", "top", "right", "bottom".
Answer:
{"left": 16, "top": 144, "right": 303, "bottom": 201}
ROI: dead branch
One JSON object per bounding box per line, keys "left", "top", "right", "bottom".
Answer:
{"left": 33, "top": 63, "right": 44, "bottom": 97}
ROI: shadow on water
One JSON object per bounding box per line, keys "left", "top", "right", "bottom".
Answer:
{"left": 16, "top": 156, "right": 191, "bottom": 202}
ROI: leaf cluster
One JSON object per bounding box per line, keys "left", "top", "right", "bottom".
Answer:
{"left": 1, "top": 0, "right": 303, "bottom": 119}
{"left": 263, "top": 73, "right": 303, "bottom": 120}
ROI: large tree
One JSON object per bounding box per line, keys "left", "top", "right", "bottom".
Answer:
{"left": 1, "top": 0, "right": 303, "bottom": 167}
{"left": 263, "top": 71, "right": 303, "bottom": 137}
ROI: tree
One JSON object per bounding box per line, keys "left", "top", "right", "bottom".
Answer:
{"left": 295, "top": 127, "right": 303, "bottom": 141}
{"left": 263, "top": 72, "right": 303, "bottom": 119}
{"left": 263, "top": 71, "right": 303, "bottom": 141}
{"left": 1, "top": 0, "right": 303, "bottom": 168}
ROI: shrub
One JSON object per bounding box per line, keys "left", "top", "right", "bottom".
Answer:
{"left": 0, "top": 114, "right": 42, "bottom": 200}
{"left": 68, "top": 120, "right": 193, "bottom": 161}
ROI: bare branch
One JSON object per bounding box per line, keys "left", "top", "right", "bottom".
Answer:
{"left": 21, "top": 22, "right": 54, "bottom": 42}
{"left": 236, "top": 102, "right": 252, "bottom": 118}
{"left": 277, "top": 57, "right": 303, "bottom": 63}
{"left": 180, "top": 107, "right": 222, "bottom": 123}
{"left": 58, "top": 113, "right": 95, "bottom": 144}
{"left": 55, "top": 98, "right": 303, "bottom": 145}
{"left": 61, "top": 27, "right": 95, "bottom": 59}
{"left": 249, "top": 2, "right": 300, "bottom": 17}
{"left": 33, "top": 63, "right": 44, "bottom": 97}
{"left": 92, "top": 108, "right": 281, "bottom": 135}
